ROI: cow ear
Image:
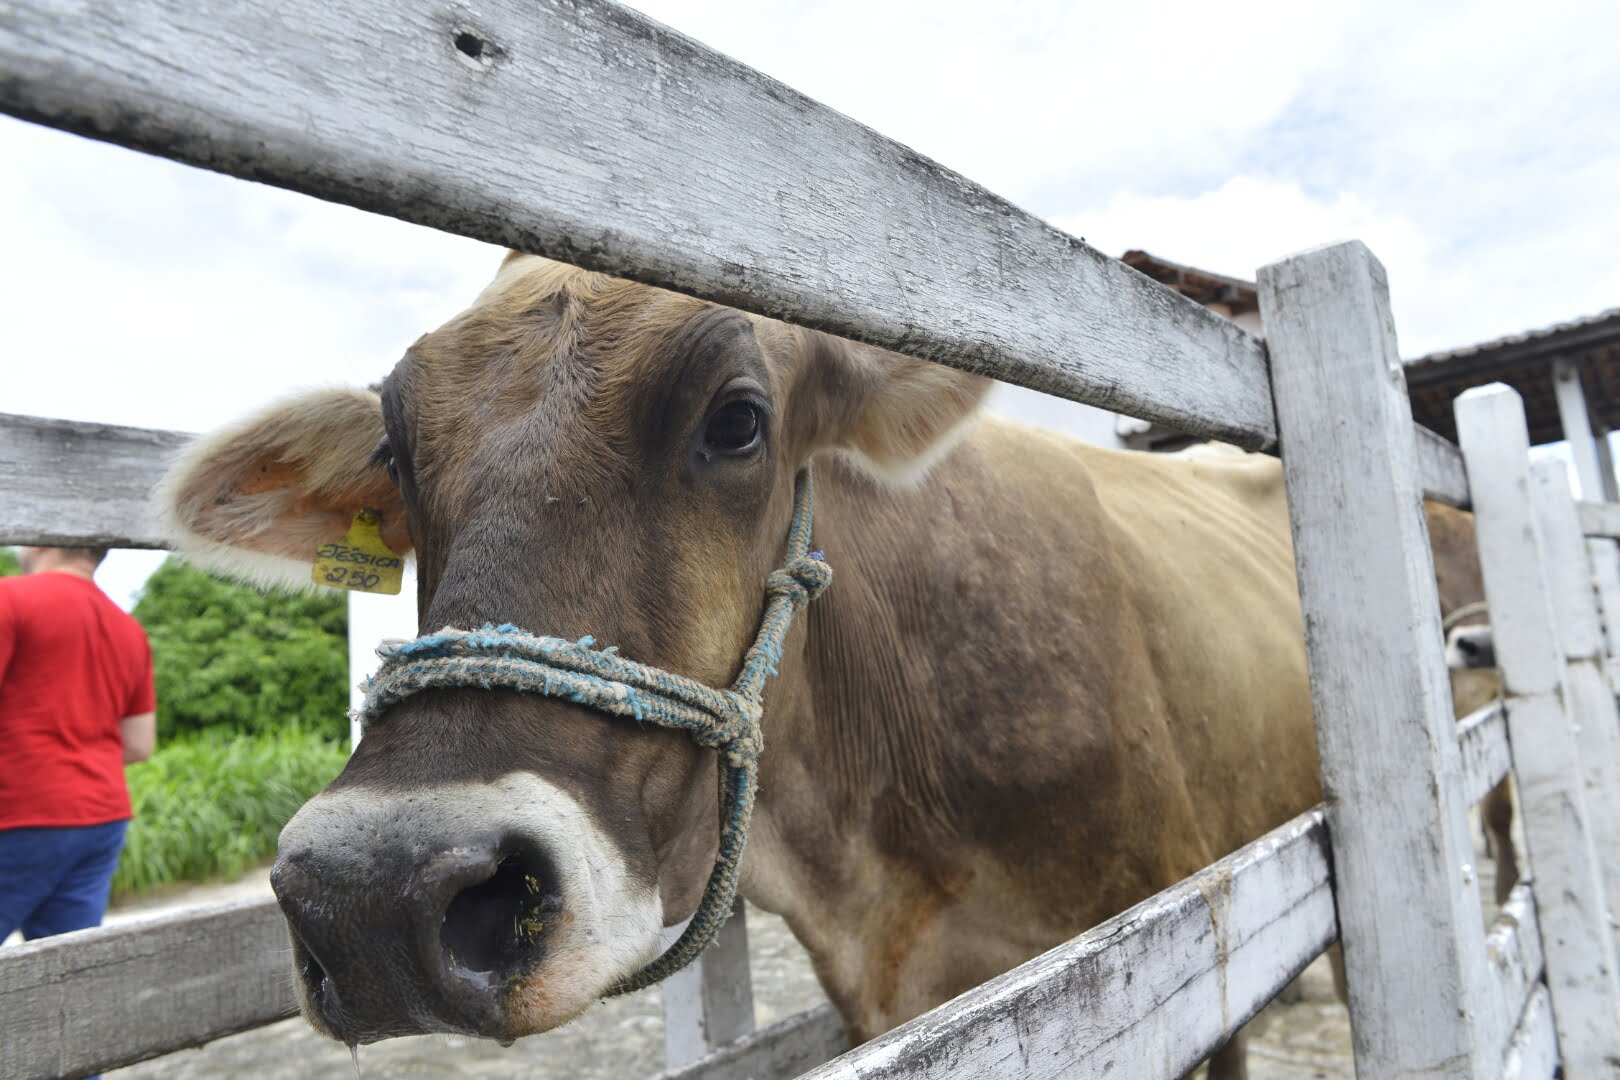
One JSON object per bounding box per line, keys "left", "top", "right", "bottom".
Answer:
{"left": 159, "top": 388, "right": 409, "bottom": 590}
{"left": 802, "top": 334, "right": 991, "bottom": 485}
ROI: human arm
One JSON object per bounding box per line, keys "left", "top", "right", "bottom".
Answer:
{"left": 121, "top": 711, "right": 156, "bottom": 763}
{"left": 124, "top": 630, "right": 157, "bottom": 764}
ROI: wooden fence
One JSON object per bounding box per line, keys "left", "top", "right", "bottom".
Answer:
{"left": 2, "top": 1, "right": 1618, "bottom": 1077}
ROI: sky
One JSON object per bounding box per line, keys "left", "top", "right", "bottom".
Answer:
{"left": 3, "top": 0, "right": 1617, "bottom": 610}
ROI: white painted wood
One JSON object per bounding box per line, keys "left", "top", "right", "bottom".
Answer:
{"left": 661, "top": 900, "right": 756, "bottom": 1068}
{"left": 1593, "top": 425, "right": 1620, "bottom": 503}
{"left": 1573, "top": 504, "right": 1620, "bottom": 655}
{"left": 652, "top": 1003, "right": 848, "bottom": 1080}
{"left": 1485, "top": 883, "right": 1547, "bottom": 1068}
{"left": 1577, "top": 500, "right": 1620, "bottom": 540}
{"left": 0, "top": 897, "right": 295, "bottom": 1079}
{"left": 1501, "top": 984, "right": 1561, "bottom": 1080}
{"left": 1554, "top": 359, "right": 1606, "bottom": 501}
{"left": 0, "top": 0, "right": 1275, "bottom": 450}
{"left": 1455, "top": 383, "right": 1620, "bottom": 1073}
{"left": 1416, "top": 423, "right": 1472, "bottom": 508}
{"left": 0, "top": 412, "right": 189, "bottom": 549}
{"left": 1258, "top": 241, "right": 1494, "bottom": 1078}
{"left": 1528, "top": 460, "right": 1620, "bottom": 915}
{"left": 799, "top": 810, "right": 1335, "bottom": 1080}
{"left": 1459, "top": 700, "right": 1512, "bottom": 808}
{"left": 1586, "top": 538, "right": 1620, "bottom": 659}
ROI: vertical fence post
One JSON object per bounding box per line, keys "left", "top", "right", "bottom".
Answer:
{"left": 1587, "top": 535, "right": 1620, "bottom": 660}
{"left": 660, "top": 898, "right": 756, "bottom": 1068}
{"left": 1529, "top": 459, "right": 1620, "bottom": 909}
{"left": 1258, "top": 241, "right": 1492, "bottom": 1077}
{"left": 1553, "top": 359, "right": 1606, "bottom": 501}
{"left": 1456, "top": 384, "right": 1620, "bottom": 1073}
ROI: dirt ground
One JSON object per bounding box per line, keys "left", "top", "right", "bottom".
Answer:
{"left": 101, "top": 817, "right": 1511, "bottom": 1080}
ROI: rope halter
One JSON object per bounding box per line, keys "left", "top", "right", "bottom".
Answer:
{"left": 351, "top": 467, "right": 831, "bottom": 995}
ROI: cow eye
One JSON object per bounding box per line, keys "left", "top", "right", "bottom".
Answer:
{"left": 703, "top": 400, "right": 762, "bottom": 454}
{"left": 373, "top": 442, "right": 400, "bottom": 485}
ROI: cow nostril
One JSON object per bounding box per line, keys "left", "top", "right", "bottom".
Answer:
{"left": 302, "top": 950, "right": 330, "bottom": 1006}
{"left": 441, "top": 847, "right": 560, "bottom": 978}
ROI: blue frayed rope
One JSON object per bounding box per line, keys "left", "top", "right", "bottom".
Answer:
{"left": 352, "top": 468, "right": 830, "bottom": 995}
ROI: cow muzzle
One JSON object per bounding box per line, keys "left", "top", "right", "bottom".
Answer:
{"left": 269, "top": 775, "right": 662, "bottom": 1044}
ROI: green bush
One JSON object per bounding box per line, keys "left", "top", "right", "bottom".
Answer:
{"left": 0, "top": 547, "right": 18, "bottom": 576}
{"left": 133, "top": 558, "right": 350, "bottom": 740}
{"left": 115, "top": 726, "right": 350, "bottom": 899}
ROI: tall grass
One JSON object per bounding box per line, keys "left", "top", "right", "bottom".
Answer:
{"left": 114, "top": 726, "right": 350, "bottom": 899}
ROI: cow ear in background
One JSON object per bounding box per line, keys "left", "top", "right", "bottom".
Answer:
{"left": 158, "top": 388, "right": 410, "bottom": 590}
{"left": 801, "top": 333, "right": 991, "bottom": 486}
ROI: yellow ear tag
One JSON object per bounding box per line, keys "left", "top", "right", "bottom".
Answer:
{"left": 311, "top": 510, "right": 404, "bottom": 595}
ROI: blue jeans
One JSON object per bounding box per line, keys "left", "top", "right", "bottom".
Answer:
{"left": 0, "top": 820, "right": 129, "bottom": 941}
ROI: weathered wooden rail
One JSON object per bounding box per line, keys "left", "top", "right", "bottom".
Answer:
{"left": 3, "top": 0, "right": 1618, "bottom": 1077}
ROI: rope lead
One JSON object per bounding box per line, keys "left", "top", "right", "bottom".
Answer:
{"left": 352, "top": 468, "right": 830, "bottom": 995}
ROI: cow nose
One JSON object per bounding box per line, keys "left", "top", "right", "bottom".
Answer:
{"left": 271, "top": 832, "right": 563, "bottom": 1042}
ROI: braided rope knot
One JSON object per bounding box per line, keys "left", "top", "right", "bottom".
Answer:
{"left": 349, "top": 468, "right": 828, "bottom": 996}
{"left": 765, "top": 552, "right": 832, "bottom": 608}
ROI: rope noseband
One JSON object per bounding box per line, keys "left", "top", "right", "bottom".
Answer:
{"left": 352, "top": 468, "right": 830, "bottom": 995}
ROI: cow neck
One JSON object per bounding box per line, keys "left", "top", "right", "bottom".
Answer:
{"left": 351, "top": 467, "right": 832, "bottom": 995}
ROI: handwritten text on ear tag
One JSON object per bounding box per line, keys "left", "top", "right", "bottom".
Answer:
{"left": 312, "top": 510, "right": 404, "bottom": 594}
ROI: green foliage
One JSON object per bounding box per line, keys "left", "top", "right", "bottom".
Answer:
{"left": 115, "top": 726, "right": 349, "bottom": 898}
{"left": 0, "top": 547, "right": 19, "bottom": 576}
{"left": 133, "top": 559, "right": 350, "bottom": 740}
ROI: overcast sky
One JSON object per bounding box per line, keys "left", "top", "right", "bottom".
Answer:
{"left": 4, "top": 0, "right": 1616, "bottom": 609}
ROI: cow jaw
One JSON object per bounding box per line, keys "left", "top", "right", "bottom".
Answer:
{"left": 271, "top": 773, "right": 662, "bottom": 1043}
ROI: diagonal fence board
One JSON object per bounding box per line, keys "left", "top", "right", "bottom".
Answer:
{"left": 1457, "top": 700, "right": 1510, "bottom": 808}
{"left": 799, "top": 810, "right": 1334, "bottom": 1080}
{"left": 1577, "top": 499, "right": 1620, "bottom": 539}
{"left": 0, "top": 412, "right": 190, "bottom": 548}
{"left": 1416, "top": 425, "right": 1471, "bottom": 508}
{"left": 1483, "top": 884, "right": 1547, "bottom": 1072}
{"left": 0, "top": 896, "right": 297, "bottom": 1080}
{"left": 0, "top": 0, "right": 1276, "bottom": 448}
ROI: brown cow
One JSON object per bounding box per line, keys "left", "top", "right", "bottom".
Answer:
{"left": 163, "top": 254, "right": 1325, "bottom": 1077}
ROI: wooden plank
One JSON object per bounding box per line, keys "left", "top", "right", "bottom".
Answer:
{"left": 1501, "top": 984, "right": 1560, "bottom": 1080}
{"left": 798, "top": 810, "right": 1335, "bottom": 1080}
{"left": 0, "top": 0, "right": 1276, "bottom": 450}
{"left": 1458, "top": 700, "right": 1511, "bottom": 808}
{"left": 1576, "top": 500, "right": 1620, "bottom": 539}
{"left": 1416, "top": 424, "right": 1471, "bottom": 508}
{"left": 1553, "top": 359, "right": 1606, "bottom": 501}
{"left": 1593, "top": 424, "right": 1620, "bottom": 502}
{"left": 0, "top": 412, "right": 189, "bottom": 549}
{"left": 1258, "top": 241, "right": 1495, "bottom": 1078}
{"left": 0, "top": 896, "right": 297, "bottom": 1079}
{"left": 1528, "top": 460, "right": 1620, "bottom": 914}
{"left": 1578, "top": 507, "right": 1620, "bottom": 657}
{"left": 661, "top": 900, "right": 757, "bottom": 1069}
{"left": 653, "top": 1004, "right": 848, "bottom": 1080}
{"left": 1486, "top": 883, "right": 1547, "bottom": 1068}
{"left": 1455, "top": 383, "right": 1620, "bottom": 1075}
{"left": 1585, "top": 538, "right": 1620, "bottom": 658}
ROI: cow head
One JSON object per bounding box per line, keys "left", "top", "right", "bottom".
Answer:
{"left": 161, "top": 254, "right": 988, "bottom": 1044}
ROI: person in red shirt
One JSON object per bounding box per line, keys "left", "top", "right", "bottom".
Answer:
{"left": 0, "top": 546, "right": 156, "bottom": 941}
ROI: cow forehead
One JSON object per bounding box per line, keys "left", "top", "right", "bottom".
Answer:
{"left": 394, "top": 257, "right": 776, "bottom": 449}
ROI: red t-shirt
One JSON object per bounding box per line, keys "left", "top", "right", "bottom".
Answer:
{"left": 0, "top": 572, "right": 155, "bottom": 828}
